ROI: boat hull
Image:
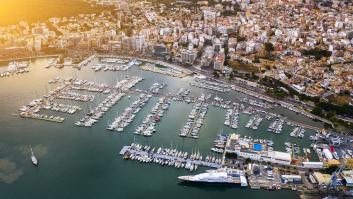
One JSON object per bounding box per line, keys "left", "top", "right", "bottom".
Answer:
{"left": 178, "top": 180, "right": 246, "bottom": 187}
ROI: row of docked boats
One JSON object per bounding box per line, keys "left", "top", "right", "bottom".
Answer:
{"left": 76, "top": 92, "right": 125, "bottom": 127}
{"left": 224, "top": 105, "right": 239, "bottom": 129}
{"left": 115, "top": 76, "right": 143, "bottom": 91}
{"left": 57, "top": 91, "right": 95, "bottom": 102}
{"left": 1, "top": 61, "right": 30, "bottom": 77}
{"left": 139, "top": 63, "right": 187, "bottom": 78}
{"left": 179, "top": 95, "right": 209, "bottom": 138}
{"left": 290, "top": 126, "right": 305, "bottom": 138}
{"left": 241, "top": 97, "right": 273, "bottom": 109}
{"left": 284, "top": 142, "right": 301, "bottom": 155}
{"left": 76, "top": 55, "right": 95, "bottom": 69}
{"left": 134, "top": 97, "right": 171, "bottom": 136}
{"left": 45, "top": 58, "right": 59, "bottom": 69}
{"left": 267, "top": 118, "right": 284, "bottom": 134}
{"left": 101, "top": 57, "right": 129, "bottom": 64}
{"left": 190, "top": 82, "right": 230, "bottom": 92}
{"left": 48, "top": 77, "right": 60, "bottom": 84}
{"left": 122, "top": 143, "right": 222, "bottom": 171}
{"left": 18, "top": 84, "right": 78, "bottom": 122}
{"left": 93, "top": 59, "right": 141, "bottom": 71}
{"left": 176, "top": 88, "right": 190, "bottom": 98}
{"left": 211, "top": 133, "right": 228, "bottom": 154}
{"left": 245, "top": 114, "right": 263, "bottom": 130}
{"left": 71, "top": 79, "right": 110, "bottom": 93}
{"left": 173, "top": 88, "right": 191, "bottom": 101}
{"left": 42, "top": 103, "right": 81, "bottom": 114}
{"left": 149, "top": 82, "right": 166, "bottom": 94}
{"left": 212, "top": 97, "right": 232, "bottom": 109}
{"left": 107, "top": 93, "right": 152, "bottom": 132}
{"left": 20, "top": 112, "right": 65, "bottom": 123}
{"left": 190, "top": 77, "right": 231, "bottom": 92}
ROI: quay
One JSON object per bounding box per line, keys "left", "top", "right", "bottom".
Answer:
{"left": 119, "top": 146, "right": 221, "bottom": 169}
{"left": 0, "top": 54, "right": 59, "bottom": 64}
{"left": 97, "top": 54, "right": 193, "bottom": 76}
{"left": 140, "top": 63, "right": 189, "bottom": 78}
{"left": 20, "top": 113, "right": 64, "bottom": 123}
{"left": 285, "top": 118, "right": 322, "bottom": 132}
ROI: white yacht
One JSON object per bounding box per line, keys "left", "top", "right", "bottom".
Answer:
{"left": 178, "top": 168, "right": 248, "bottom": 187}
{"left": 30, "top": 146, "right": 38, "bottom": 166}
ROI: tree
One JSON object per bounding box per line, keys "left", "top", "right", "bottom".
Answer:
{"left": 302, "top": 48, "right": 332, "bottom": 60}
{"left": 224, "top": 47, "right": 229, "bottom": 56}
{"left": 264, "top": 42, "right": 274, "bottom": 53}
{"left": 213, "top": 70, "right": 220, "bottom": 78}
{"left": 311, "top": 106, "right": 323, "bottom": 116}
{"left": 237, "top": 36, "right": 246, "bottom": 42}
{"left": 321, "top": 166, "right": 338, "bottom": 174}
{"left": 229, "top": 72, "right": 234, "bottom": 80}
{"left": 225, "top": 152, "right": 237, "bottom": 159}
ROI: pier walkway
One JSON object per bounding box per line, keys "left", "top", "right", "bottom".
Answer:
{"left": 285, "top": 119, "right": 322, "bottom": 131}
{"left": 119, "top": 146, "right": 221, "bottom": 169}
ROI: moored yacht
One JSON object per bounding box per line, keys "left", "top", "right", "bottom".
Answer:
{"left": 178, "top": 168, "right": 248, "bottom": 187}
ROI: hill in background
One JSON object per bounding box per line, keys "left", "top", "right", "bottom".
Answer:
{"left": 0, "top": 0, "right": 108, "bottom": 26}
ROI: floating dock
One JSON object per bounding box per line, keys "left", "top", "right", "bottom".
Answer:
{"left": 119, "top": 146, "right": 221, "bottom": 169}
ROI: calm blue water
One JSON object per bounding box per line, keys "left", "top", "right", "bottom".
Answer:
{"left": 0, "top": 58, "right": 323, "bottom": 199}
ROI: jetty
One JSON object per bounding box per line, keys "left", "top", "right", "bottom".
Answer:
{"left": 119, "top": 146, "right": 222, "bottom": 169}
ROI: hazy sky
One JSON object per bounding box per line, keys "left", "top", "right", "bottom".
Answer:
{"left": 0, "top": 0, "right": 101, "bottom": 26}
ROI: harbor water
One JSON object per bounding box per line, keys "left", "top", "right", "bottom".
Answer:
{"left": 0, "top": 58, "right": 325, "bottom": 199}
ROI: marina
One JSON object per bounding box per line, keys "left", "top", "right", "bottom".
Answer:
{"left": 0, "top": 56, "right": 339, "bottom": 199}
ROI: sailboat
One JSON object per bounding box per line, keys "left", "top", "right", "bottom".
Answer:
{"left": 30, "top": 146, "right": 38, "bottom": 166}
